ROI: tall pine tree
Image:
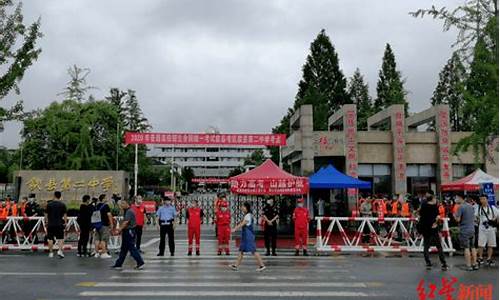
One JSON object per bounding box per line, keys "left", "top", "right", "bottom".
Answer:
{"left": 374, "top": 44, "right": 408, "bottom": 115}
{"left": 430, "top": 52, "right": 467, "bottom": 131}
{"left": 124, "top": 89, "right": 150, "bottom": 132}
{"left": 347, "top": 68, "right": 372, "bottom": 130}
{"left": 294, "top": 29, "right": 348, "bottom": 130}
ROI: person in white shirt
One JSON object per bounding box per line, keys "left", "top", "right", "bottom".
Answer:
{"left": 475, "top": 194, "right": 498, "bottom": 267}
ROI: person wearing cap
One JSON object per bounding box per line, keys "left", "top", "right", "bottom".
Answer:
{"left": 292, "top": 198, "right": 310, "bottom": 256}
{"left": 454, "top": 193, "right": 478, "bottom": 271}
{"left": 262, "top": 197, "right": 279, "bottom": 256}
{"left": 156, "top": 196, "right": 177, "bottom": 256}
{"left": 214, "top": 193, "right": 228, "bottom": 237}
{"left": 215, "top": 200, "right": 231, "bottom": 255}
{"left": 186, "top": 199, "right": 204, "bottom": 256}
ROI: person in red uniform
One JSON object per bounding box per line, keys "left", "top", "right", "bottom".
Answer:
{"left": 213, "top": 193, "right": 228, "bottom": 237}
{"left": 215, "top": 201, "right": 231, "bottom": 255}
{"left": 131, "top": 195, "right": 146, "bottom": 253}
{"left": 186, "top": 199, "right": 204, "bottom": 256}
{"left": 293, "top": 198, "right": 310, "bottom": 256}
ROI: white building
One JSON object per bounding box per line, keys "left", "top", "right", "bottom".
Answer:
{"left": 147, "top": 128, "right": 270, "bottom": 178}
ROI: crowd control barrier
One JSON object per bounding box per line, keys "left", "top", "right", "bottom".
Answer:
{"left": 315, "top": 216, "right": 454, "bottom": 254}
{"left": 0, "top": 216, "right": 122, "bottom": 251}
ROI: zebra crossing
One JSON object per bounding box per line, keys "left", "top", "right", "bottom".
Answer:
{"left": 75, "top": 251, "right": 387, "bottom": 299}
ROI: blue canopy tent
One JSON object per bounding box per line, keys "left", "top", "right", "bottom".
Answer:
{"left": 308, "top": 165, "right": 371, "bottom": 216}
{"left": 309, "top": 165, "right": 371, "bottom": 189}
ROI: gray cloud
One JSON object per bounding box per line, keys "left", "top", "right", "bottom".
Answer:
{"left": 0, "top": 0, "right": 459, "bottom": 148}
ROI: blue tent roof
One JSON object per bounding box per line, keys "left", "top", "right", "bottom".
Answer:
{"left": 309, "top": 165, "right": 371, "bottom": 189}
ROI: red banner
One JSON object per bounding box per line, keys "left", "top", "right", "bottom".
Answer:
{"left": 143, "top": 201, "right": 157, "bottom": 213}
{"left": 124, "top": 132, "right": 287, "bottom": 146}
{"left": 230, "top": 178, "right": 309, "bottom": 195}
{"left": 192, "top": 178, "right": 229, "bottom": 184}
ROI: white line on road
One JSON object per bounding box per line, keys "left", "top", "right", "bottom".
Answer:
{"left": 139, "top": 263, "right": 353, "bottom": 269}
{"left": 140, "top": 238, "right": 160, "bottom": 248}
{"left": 0, "top": 272, "right": 87, "bottom": 276}
{"left": 79, "top": 291, "right": 383, "bottom": 297}
{"left": 109, "top": 275, "right": 358, "bottom": 280}
{"left": 120, "top": 269, "right": 350, "bottom": 274}
{"left": 143, "top": 255, "right": 346, "bottom": 260}
{"left": 87, "top": 282, "right": 372, "bottom": 288}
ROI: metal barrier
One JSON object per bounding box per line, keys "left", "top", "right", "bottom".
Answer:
{"left": 315, "top": 216, "right": 454, "bottom": 254}
{"left": 0, "top": 216, "right": 122, "bottom": 251}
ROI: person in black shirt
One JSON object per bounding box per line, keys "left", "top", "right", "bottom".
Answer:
{"left": 262, "top": 198, "right": 279, "bottom": 256}
{"left": 45, "top": 191, "right": 67, "bottom": 258}
{"left": 418, "top": 191, "right": 448, "bottom": 270}
{"left": 77, "top": 195, "right": 93, "bottom": 257}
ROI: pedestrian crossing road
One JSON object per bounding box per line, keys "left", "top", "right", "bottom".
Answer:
{"left": 0, "top": 237, "right": 498, "bottom": 300}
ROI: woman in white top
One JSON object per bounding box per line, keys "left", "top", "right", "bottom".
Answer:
{"left": 229, "top": 202, "right": 266, "bottom": 272}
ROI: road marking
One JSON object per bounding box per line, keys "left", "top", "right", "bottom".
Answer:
{"left": 120, "top": 269, "right": 350, "bottom": 274}
{"left": 83, "top": 282, "right": 375, "bottom": 288}
{"left": 0, "top": 272, "right": 87, "bottom": 276}
{"left": 139, "top": 263, "right": 353, "bottom": 269}
{"left": 143, "top": 255, "right": 346, "bottom": 260}
{"left": 140, "top": 238, "right": 160, "bottom": 248}
{"left": 109, "top": 275, "right": 358, "bottom": 280}
{"left": 79, "top": 291, "right": 383, "bottom": 297}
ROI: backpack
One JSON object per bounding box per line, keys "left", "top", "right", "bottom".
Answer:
{"left": 91, "top": 203, "right": 105, "bottom": 230}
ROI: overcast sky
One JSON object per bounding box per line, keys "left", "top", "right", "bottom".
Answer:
{"left": 1, "top": 0, "right": 460, "bottom": 149}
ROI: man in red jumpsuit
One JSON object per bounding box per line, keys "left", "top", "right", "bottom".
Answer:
{"left": 293, "top": 198, "right": 310, "bottom": 256}
{"left": 215, "top": 201, "right": 231, "bottom": 255}
{"left": 186, "top": 199, "right": 204, "bottom": 256}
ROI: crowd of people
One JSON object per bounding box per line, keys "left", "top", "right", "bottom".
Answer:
{"left": 0, "top": 189, "right": 497, "bottom": 272}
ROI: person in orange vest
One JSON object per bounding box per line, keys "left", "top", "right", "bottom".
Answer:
{"left": 452, "top": 201, "right": 460, "bottom": 215}
{"left": 293, "top": 198, "right": 310, "bottom": 256}
{"left": 10, "top": 201, "right": 18, "bottom": 217}
{"left": 186, "top": 199, "right": 204, "bottom": 256}
{"left": 215, "top": 201, "right": 231, "bottom": 255}
{"left": 20, "top": 197, "right": 28, "bottom": 218}
{"left": 438, "top": 202, "right": 446, "bottom": 219}
{"left": 391, "top": 195, "right": 400, "bottom": 217}
{"left": 0, "top": 200, "right": 7, "bottom": 220}
{"left": 401, "top": 199, "right": 411, "bottom": 217}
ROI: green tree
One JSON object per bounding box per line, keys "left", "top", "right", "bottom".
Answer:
{"left": 431, "top": 52, "right": 468, "bottom": 131}
{"left": 228, "top": 166, "right": 245, "bottom": 177}
{"left": 347, "top": 68, "right": 372, "bottom": 130}
{"left": 374, "top": 44, "right": 408, "bottom": 115}
{"left": 21, "top": 100, "right": 119, "bottom": 170}
{"left": 456, "top": 16, "right": 498, "bottom": 161}
{"left": 105, "top": 87, "right": 151, "bottom": 186}
{"left": 180, "top": 167, "right": 194, "bottom": 192}
{"left": 124, "top": 89, "right": 150, "bottom": 132}
{"left": 244, "top": 149, "right": 266, "bottom": 166}
{"left": 58, "top": 65, "right": 96, "bottom": 102}
{"left": 0, "top": 0, "right": 42, "bottom": 122}
{"left": 410, "top": 0, "right": 498, "bottom": 62}
{"left": 294, "top": 29, "right": 348, "bottom": 128}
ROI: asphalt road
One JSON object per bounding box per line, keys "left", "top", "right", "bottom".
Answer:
{"left": 0, "top": 227, "right": 498, "bottom": 300}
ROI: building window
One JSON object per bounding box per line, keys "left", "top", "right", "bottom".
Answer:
{"left": 406, "top": 164, "right": 436, "bottom": 177}
{"left": 359, "top": 164, "right": 391, "bottom": 176}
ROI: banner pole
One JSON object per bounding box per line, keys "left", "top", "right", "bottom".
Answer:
{"left": 134, "top": 143, "right": 138, "bottom": 197}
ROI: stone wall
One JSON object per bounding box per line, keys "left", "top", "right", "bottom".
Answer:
{"left": 16, "top": 170, "right": 129, "bottom": 202}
